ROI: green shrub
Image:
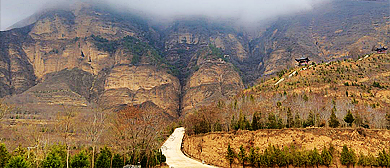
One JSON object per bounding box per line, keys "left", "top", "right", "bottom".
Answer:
{"left": 70, "top": 151, "right": 90, "bottom": 168}
{"left": 5, "top": 156, "right": 30, "bottom": 168}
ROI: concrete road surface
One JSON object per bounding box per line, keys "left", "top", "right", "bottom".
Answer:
{"left": 161, "top": 127, "right": 217, "bottom": 168}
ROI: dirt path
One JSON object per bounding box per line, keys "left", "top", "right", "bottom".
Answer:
{"left": 161, "top": 127, "right": 217, "bottom": 168}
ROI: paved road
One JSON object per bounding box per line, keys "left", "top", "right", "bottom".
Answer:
{"left": 161, "top": 127, "right": 217, "bottom": 168}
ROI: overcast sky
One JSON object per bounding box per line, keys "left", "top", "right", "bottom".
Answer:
{"left": 0, "top": 0, "right": 330, "bottom": 31}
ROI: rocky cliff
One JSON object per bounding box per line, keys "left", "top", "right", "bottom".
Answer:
{"left": 1, "top": 0, "right": 388, "bottom": 118}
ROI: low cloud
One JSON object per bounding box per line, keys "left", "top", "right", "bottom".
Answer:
{"left": 1, "top": 0, "right": 330, "bottom": 30}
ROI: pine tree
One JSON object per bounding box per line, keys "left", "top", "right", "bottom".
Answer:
{"left": 0, "top": 143, "right": 9, "bottom": 168}
{"left": 226, "top": 144, "right": 236, "bottom": 168}
{"left": 267, "top": 113, "right": 278, "bottom": 129}
{"left": 248, "top": 147, "right": 256, "bottom": 167}
{"left": 304, "top": 111, "right": 315, "bottom": 127}
{"left": 321, "top": 146, "right": 333, "bottom": 167}
{"left": 309, "top": 148, "right": 322, "bottom": 168}
{"left": 251, "top": 112, "right": 261, "bottom": 130}
{"left": 328, "top": 109, "right": 340, "bottom": 128}
{"left": 238, "top": 145, "right": 247, "bottom": 168}
{"left": 294, "top": 113, "right": 302, "bottom": 128}
{"left": 344, "top": 110, "right": 355, "bottom": 127}
{"left": 5, "top": 156, "right": 30, "bottom": 168}
{"left": 70, "top": 151, "right": 90, "bottom": 168}
{"left": 95, "top": 147, "right": 112, "bottom": 168}
{"left": 340, "top": 145, "right": 357, "bottom": 168}
{"left": 286, "top": 108, "right": 294, "bottom": 128}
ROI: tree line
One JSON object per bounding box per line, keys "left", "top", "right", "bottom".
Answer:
{"left": 225, "top": 143, "right": 390, "bottom": 168}
{"left": 185, "top": 103, "right": 390, "bottom": 135}
{"left": 0, "top": 102, "right": 169, "bottom": 168}
{"left": 0, "top": 143, "right": 166, "bottom": 168}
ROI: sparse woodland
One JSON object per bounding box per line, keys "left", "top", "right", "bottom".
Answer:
{"left": 0, "top": 102, "right": 167, "bottom": 168}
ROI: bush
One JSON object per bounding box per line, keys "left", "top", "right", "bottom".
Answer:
{"left": 112, "top": 154, "right": 124, "bottom": 168}
{"left": 42, "top": 152, "right": 64, "bottom": 168}
{"left": 70, "top": 151, "right": 90, "bottom": 168}
{"left": 226, "top": 144, "right": 236, "bottom": 168}
{"left": 5, "top": 156, "right": 30, "bottom": 168}
{"left": 95, "top": 147, "right": 112, "bottom": 168}
{"left": 340, "top": 145, "right": 357, "bottom": 167}
{"left": 42, "top": 145, "right": 66, "bottom": 168}
{"left": 328, "top": 108, "right": 340, "bottom": 128}
{"left": 344, "top": 110, "right": 354, "bottom": 127}
{"left": 0, "top": 143, "right": 10, "bottom": 168}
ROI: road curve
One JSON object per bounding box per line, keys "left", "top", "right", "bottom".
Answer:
{"left": 161, "top": 127, "right": 217, "bottom": 168}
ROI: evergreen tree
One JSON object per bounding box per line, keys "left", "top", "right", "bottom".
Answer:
{"left": 248, "top": 147, "right": 256, "bottom": 166}
{"left": 321, "top": 146, "right": 333, "bottom": 167}
{"left": 328, "top": 109, "right": 340, "bottom": 128}
{"left": 286, "top": 108, "right": 294, "bottom": 128}
{"left": 42, "top": 145, "right": 66, "bottom": 168}
{"left": 267, "top": 113, "right": 278, "bottom": 129}
{"left": 238, "top": 145, "right": 247, "bottom": 168}
{"left": 294, "top": 113, "right": 302, "bottom": 128}
{"left": 377, "top": 149, "right": 389, "bottom": 167}
{"left": 344, "top": 110, "right": 355, "bottom": 127}
{"left": 225, "top": 144, "right": 236, "bottom": 168}
{"left": 43, "top": 152, "right": 64, "bottom": 168}
{"left": 309, "top": 148, "right": 322, "bottom": 168}
{"left": 5, "top": 156, "right": 30, "bottom": 168}
{"left": 304, "top": 111, "right": 315, "bottom": 128}
{"left": 251, "top": 112, "right": 261, "bottom": 130}
{"left": 70, "top": 151, "right": 90, "bottom": 168}
{"left": 357, "top": 152, "right": 369, "bottom": 167}
{"left": 112, "top": 154, "right": 124, "bottom": 168}
{"left": 340, "top": 145, "right": 357, "bottom": 168}
{"left": 95, "top": 147, "right": 112, "bottom": 168}
{"left": 0, "top": 143, "right": 10, "bottom": 168}
{"left": 231, "top": 115, "right": 239, "bottom": 131}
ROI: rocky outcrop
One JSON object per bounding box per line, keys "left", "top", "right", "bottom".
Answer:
{"left": 100, "top": 65, "right": 181, "bottom": 117}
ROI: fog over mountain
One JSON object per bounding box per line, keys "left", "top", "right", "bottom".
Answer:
{"left": 1, "top": 0, "right": 330, "bottom": 30}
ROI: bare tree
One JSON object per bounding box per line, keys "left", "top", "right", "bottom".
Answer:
{"left": 0, "top": 99, "right": 12, "bottom": 121}
{"left": 56, "top": 107, "right": 78, "bottom": 168}
{"left": 82, "top": 108, "right": 108, "bottom": 168}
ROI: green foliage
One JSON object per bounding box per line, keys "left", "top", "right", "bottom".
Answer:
{"left": 377, "top": 149, "right": 390, "bottom": 167}
{"left": 112, "top": 154, "right": 124, "bottom": 168}
{"left": 42, "top": 145, "right": 66, "bottom": 168}
{"left": 286, "top": 108, "right": 294, "bottom": 128}
{"left": 321, "top": 146, "right": 333, "bottom": 166}
{"left": 43, "top": 152, "right": 65, "bottom": 168}
{"left": 344, "top": 110, "right": 354, "bottom": 127}
{"left": 0, "top": 143, "right": 10, "bottom": 168}
{"left": 340, "top": 145, "right": 357, "bottom": 167}
{"left": 70, "top": 151, "right": 90, "bottom": 168}
{"left": 251, "top": 112, "right": 263, "bottom": 130}
{"left": 91, "top": 34, "right": 118, "bottom": 53}
{"left": 95, "top": 147, "right": 112, "bottom": 168}
{"left": 238, "top": 145, "right": 247, "bottom": 167}
{"left": 303, "top": 111, "right": 315, "bottom": 128}
{"left": 5, "top": 156, "right": 30, "bottom": 168}
{"left": 328, "top": 108, "right": 340, "bottom": 128}
{"left": 155, "top": 149, "right": 166, "bottom": 165}
{"left": 266, "top": 113, "right": 283, "bottom": 129}
{"left": 372, "top": 81, "right": 383, "bottom": 88}
{"left": 309, "top": 148, "right": 322, "bottom": 167}
{"left": 225, "top": 144, "right": 236, "bottom": 168}
{"left": 294, "top": 113, "right": 302, "bottom": 128}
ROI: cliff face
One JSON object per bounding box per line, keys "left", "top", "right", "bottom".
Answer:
{"left": 100, "top": 65, "right": 181, "bottom": 117}
{"left": 1, "top": 0, "right": 388, "bottom": 117}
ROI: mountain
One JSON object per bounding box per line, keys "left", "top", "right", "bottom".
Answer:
{"left": 0, "top": 0, "right": 388, "bottom": 118}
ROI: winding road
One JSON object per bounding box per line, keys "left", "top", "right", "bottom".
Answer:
{"left": 161, "top": 127, "right": 217, "bottom": 168}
